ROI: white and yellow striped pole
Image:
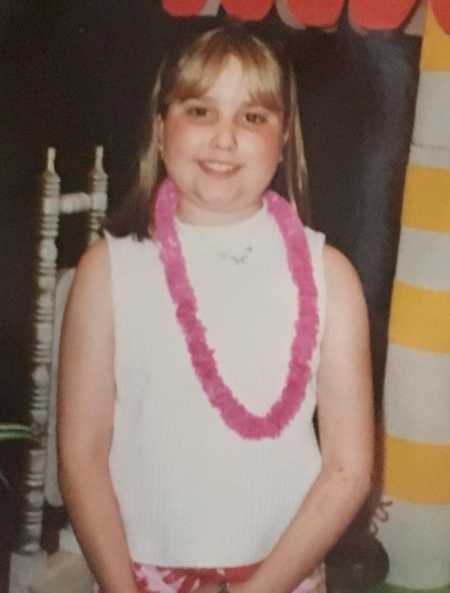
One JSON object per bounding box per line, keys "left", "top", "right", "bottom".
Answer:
{"left": 378, "top": 4, "right": 450, "bottom": 590}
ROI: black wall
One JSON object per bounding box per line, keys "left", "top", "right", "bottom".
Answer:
{"left": 0, "top": 1, "right": 420, "bottom": 423}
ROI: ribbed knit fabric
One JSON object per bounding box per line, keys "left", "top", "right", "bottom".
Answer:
{"left": 106, "top": 204, "right": 326, "bottom": 567}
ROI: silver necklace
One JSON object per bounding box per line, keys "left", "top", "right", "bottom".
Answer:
{"left": 218, "top": 244, "right": 254, "bottom": 264}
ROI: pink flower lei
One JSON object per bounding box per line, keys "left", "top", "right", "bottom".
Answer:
{"left": 155, "top": 177, "right": 319, "bottom": 440}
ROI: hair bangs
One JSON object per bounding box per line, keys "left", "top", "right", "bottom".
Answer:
{"left": 239, "top": 50, "right": 285, "bottom": 114}
{"left": 165, "top": 31, "right": 285, "bottom": 114}
{"left": 165, "top": 51, "right": 228, "bottom": 104}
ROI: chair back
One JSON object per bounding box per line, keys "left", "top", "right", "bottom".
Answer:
{"left": 9, "top": 146, "right": 108, "bottom": 593}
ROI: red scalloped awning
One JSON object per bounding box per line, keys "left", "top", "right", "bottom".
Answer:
{"left": 283, "top": 0, "right": 345, "bottom": 28}
{"left": 348, "top": 0, "right": 418, "bottom": 30}
{"left": 221, "top": 0, "right": 273, "bottom": 20}
{"left": 162, "top": 0, "right": 450, "bottom": 33}
{"left": 162, "top": 0, "right": 207, "bottom": 17}
{"left": 431, "top": 0, "right": 450, "bottom": 34}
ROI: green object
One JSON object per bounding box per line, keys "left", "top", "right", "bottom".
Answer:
{"left": 0, "top": 423, "right": 32, "bottom": 441}
{"left": 378, "top": 585, "right": 450, "bottom": 593}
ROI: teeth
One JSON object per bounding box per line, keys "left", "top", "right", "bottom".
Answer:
{"left": 203, "top": 161, "right": 236, "bottom": 173}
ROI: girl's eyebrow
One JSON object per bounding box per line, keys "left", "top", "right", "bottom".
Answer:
{"left": 241, "top": 101, "right": 271, "bottom": 109}
{"left": 179, "top": 95, "right": 284, "bottom": 113}
{"left": 182, "top": 95, "right": 216, "bottom": 103}
{"left": 183, "top": 96, "right": 268, "bottom": 109}
{"left": 241, "top": 101, "right": 285, "bottom": 114}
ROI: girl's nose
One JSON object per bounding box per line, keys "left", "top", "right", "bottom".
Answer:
{"left": 211, "top": 118, "right": 238, "bottom": 151}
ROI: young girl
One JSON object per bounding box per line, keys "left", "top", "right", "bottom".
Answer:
{"left": 58, "top": 23, "right": 374, "bottom": 593}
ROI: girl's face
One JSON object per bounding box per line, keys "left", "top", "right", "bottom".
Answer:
{"left": 157, "top": 56, "right": 286, "bottom": 225}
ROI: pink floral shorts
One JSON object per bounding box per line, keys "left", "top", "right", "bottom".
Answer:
{"left": 130, "top": 562, "right": 327, "bottom": 593}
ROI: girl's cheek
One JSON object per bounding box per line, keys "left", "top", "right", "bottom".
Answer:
{"left": 165, "top": 120, "right": 201, "bottom": 153}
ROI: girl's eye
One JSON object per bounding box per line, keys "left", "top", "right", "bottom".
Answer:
{"left": 243, "top": 111, "right": 268, "bottom": 125}
{"left": 188, "top": 107, "right": 207, "bottom": 117}
{"left": 185, "top": 104, "right": 211, "bottom": 119}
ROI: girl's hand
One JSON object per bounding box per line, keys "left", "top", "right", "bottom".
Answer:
{"left": 192, "top": 584, "right": 221, "bottom": 593}
{"left": 193, "top": 582, "right": 249, "bottom": 593}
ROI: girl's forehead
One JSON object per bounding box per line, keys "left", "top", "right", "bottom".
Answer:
{"left": 173, "top": 54, "right": 284, "bottom": 109}
{"left": 199, "top": 57, "right": 249, "bottom": 97}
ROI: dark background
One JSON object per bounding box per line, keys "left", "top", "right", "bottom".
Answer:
{"left": 0, "top": 0, "right": 420, "bottom": 580}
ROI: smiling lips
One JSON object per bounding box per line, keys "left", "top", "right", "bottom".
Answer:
{"left": 198, "top": 159, "right": 241, "bottom": 177}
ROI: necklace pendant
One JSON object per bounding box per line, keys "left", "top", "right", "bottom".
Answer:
{"left": 219, "top": 245, "right": 253, "bottom": 265}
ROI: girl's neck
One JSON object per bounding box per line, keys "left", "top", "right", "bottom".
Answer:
{"left": 175, "top": 201, "right": 263, "bottom": 227}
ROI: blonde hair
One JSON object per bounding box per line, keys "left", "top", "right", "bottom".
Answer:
{"left": 107, "top": 23, "right": 310, "bottom": 238}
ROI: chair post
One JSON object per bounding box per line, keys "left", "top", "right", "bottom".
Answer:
{"left": 87, "top": 146, "right": 108, "bottom": 244}
{"left": 9, "top": 148, "right": 61, "bottom": 593}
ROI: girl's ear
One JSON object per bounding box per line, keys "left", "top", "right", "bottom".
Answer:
{"left": 279, "top": 130, "right": 288, "bottom": 163}
{"left": 155, "top": 114, "right": 164, "bottom": 153}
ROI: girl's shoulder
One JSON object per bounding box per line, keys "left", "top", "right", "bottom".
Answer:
{"left": 323, "top": 245, "right": 361, "bottom": 288}
{"left": 70, "top": 239, "right": 111, "bottom": 306}
{"left": 60, "top": 239, "right": 114, "bottom": 342}
{"left": 76, "top": 238, "right": 109, "bottom": 278}
{"left": 322, "top": 244, "right": 367, "bottom": 323}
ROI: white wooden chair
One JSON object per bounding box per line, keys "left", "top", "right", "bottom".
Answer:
{"left": 9, "top": 147, "right": 108, "bottom": 593}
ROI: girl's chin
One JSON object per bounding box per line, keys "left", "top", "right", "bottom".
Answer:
{"left": 177, "top": 194, "right": 262, "bottom": 225}
{"left": 193, "top": 186, "right": 242, "bottom": 208}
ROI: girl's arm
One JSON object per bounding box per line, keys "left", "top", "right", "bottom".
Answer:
{"left": 57, "top": 241, "right": 139, "bottom": 593}
{"left": 240, "top": 245, "right": 375, "bottom": 593}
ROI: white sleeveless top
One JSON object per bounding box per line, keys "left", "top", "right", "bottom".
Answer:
{"left": 106, "top": 204, "right": 326, "bottom": 567}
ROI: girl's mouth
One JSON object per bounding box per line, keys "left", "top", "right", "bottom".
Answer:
{"left": 198, "top": 160, "right": 240, "bottom": 176}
